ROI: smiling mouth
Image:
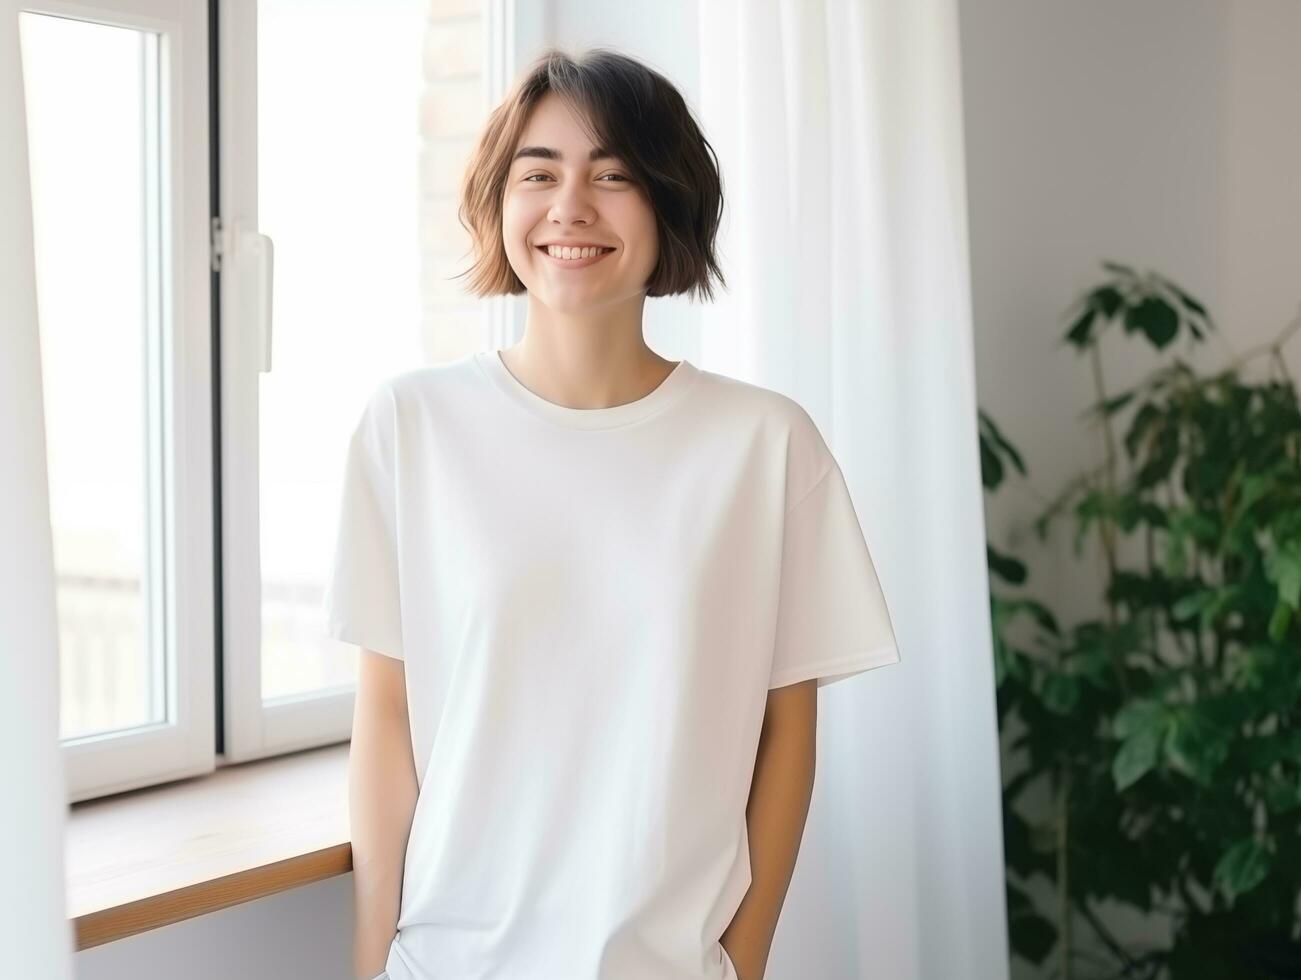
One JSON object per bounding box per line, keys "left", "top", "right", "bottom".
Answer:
{"left": 535, "top": 245, "right": 617, "bottom": 267}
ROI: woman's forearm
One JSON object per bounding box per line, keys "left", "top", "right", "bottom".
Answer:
{"left": 721, "top": 679, "right": 818, "bottom": 980}
{"left": 349, "top": 672, "right": 419, "bottom": 979}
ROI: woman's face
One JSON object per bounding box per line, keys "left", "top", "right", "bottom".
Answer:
{"left": 501, "top": 92, "right": 659, "bottom": 314}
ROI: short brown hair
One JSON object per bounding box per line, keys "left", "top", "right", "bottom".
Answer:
{"left": 453, "top": 46, "right": 727, "bottom": 304}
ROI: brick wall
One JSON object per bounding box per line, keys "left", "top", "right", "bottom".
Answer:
{"left": 418, "top": 0, "right": 488, "bottom": 362}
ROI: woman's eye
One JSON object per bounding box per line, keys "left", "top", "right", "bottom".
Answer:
{"left": 521, "top": 173, "right": 629, "bottom": 183}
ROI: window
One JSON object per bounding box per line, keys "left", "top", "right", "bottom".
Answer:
{"left": 26, "top": 15, "right": 169, "bottom": 743}
{"left": 17, "top": 0, "right": 509, "bottom": 800}
{"left": 20, "top": 1, "right": 216, "bottom": 801}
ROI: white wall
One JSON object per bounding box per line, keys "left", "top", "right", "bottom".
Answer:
{"left": 963, "top": 0, "right": 1301, "bottom": 629}
{"left": 76, "top": 877, "right": 353, "bottom": 979}
{"left": 958, "top": 0, "right": 1301, "bottom": 974}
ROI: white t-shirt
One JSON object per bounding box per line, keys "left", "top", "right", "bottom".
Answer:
{"left": 323, "top": 349, "right": 900, "bottom": 980}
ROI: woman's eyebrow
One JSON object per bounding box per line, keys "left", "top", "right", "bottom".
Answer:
{"left": 512, "top": 146, "right": 615, "bottom": 163}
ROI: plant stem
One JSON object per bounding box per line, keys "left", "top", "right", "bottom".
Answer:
{"left": 1088, "top": 339, "right": 1130, "bottom": 698}
{"left": 1218, "top": 302, "right": 1301, "bottom": 377}
{"left": 1088, "top": 342, "right": 1120, "bottom": 583}
{"left": 1145, "top": 532, "right": 1175, "bottom": 672}
{"left": 1058, "top": 763, "right": 1074, "bottom": 980}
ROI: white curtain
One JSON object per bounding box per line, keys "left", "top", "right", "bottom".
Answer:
{"left": 0, "top": 4, "right": 76, "bottom": 976}
{"left": 698, "top": 2, "right": 1010, "bottom": 977}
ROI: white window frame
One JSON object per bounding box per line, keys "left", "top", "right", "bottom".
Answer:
{"left": 214, "top": 0, "right": 343, "bottom": 765}
{"left": 21, "top": 0, "right": 219, "bottom": 803}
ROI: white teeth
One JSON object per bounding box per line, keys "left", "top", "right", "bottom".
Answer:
{"left": 544, "top": 245, "right": 612, "bottom": 260}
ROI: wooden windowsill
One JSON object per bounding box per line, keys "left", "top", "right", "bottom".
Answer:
{"left": 66, "top": 741, "right": 353, "bottom": 950}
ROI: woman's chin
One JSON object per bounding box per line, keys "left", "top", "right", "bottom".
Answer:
{"left": 529, "top": 284, "right": 624, "bottom": 310}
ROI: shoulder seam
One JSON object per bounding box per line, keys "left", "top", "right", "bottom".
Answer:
{"left": 785, "top": 459, "right": 834, "bottom": 516}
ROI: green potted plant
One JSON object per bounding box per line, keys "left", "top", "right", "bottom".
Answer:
{"left": 984, "top": 262, "right": 1301, "bottom": 979}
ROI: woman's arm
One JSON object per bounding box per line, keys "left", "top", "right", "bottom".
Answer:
{"left": 350, "top": 648, "right": 419, "bottom": 979}
{"left": 721, "top": 678, "right": 818, "bottom": 980}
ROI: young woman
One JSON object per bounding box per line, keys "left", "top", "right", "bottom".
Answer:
{"left": 326, "top": 46, "right": 900, "bottom": 980}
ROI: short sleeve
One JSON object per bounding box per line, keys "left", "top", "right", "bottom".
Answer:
{"left": 322, "top": 382, "right": 404, "bottom": 660}
{"left": 768, "top": 459, "right": 900, "bottom": 689}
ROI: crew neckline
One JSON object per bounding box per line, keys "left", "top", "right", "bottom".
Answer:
{"left": 474, "top": 349, "right": 699, "bottom": 430}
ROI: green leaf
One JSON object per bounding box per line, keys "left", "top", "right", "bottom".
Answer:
{"left": 1263, "top": 774, "right": 1301, "bottom": 814}
{"left": 1122, "top": 402, "right": 1161, "bottom": 460}
{"left": 1101, "top": 260, "right": 1138, "bottom": 278}
{"left": 1113, "top": 723, "right": 1163, "bottom": 791}
{"left": 987, "top": 543, "right": 1027, "bottom": 585}
{"left": 1041, "top": 672, "right": 1079, "bottom": 715}
{"left": 1199, "top": 586, "right": 1239, "bottom": 632}
{"left": 1234, "top": 472, "right": 1271, "bottom": 517}
{"left": 1264, "top": 543, "right": 1301, "bottom": 608}
{"left": 1007, "top": 910, "right": 1056, "bottom": 965}
{"left": 1164, "top": 278, "right": 1210, "bottom": 319}
{"left": 1065, "top": 305, "right": 1097, "bottom": 348}
{"left": 1112, "top": 698, "right": 1165, "bottom": 739}
{"left": 1267, "top": 601, "right": 1292, "bottom": 643}
{"left": 1080, "top": 388, "right": 1136, "bottom": 423}
{"left": 1171, "top": 589, "right": 1215, "bottom": 622}
{"left": 1163, "top": 712, "right": 1230, "bottom": 786}
{"left": 1212, "top": 837, "right": 1272, "bottom": 899}
{"left": 1162, "top": 532, "right": 1188, "bottom": 578}
{"left": 1093, "top": 285, "right": 1125, "bottom": 318}
{"left": 1005, "top": 881, "right": 1057, "bottom": 963}
{"left": 1123, "top": 296, "right": 1180, "bottom": 349}
{"left": 979, "top": 436, "right": 1004, "bottom": 490}
{"left": 978, "top": 410, "right": 1027, "bottom": 478}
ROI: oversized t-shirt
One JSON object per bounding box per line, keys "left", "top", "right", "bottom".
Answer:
{"left": 323, "top": 349, "right": 900, "bottom": 980}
